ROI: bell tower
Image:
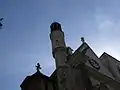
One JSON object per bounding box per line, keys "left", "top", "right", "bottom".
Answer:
{"left": 50, "top": 22, "right": 72, "bottom": 90}
{"left": 50, "top": 22, "right": 67, "bottom": 66}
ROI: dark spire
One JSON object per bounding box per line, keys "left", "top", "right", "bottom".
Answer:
{"left": 50, "top": 22, "right": 62, "bottom": 33}
{"left": 35, "top": 63, "right": 41, "bottom": 71}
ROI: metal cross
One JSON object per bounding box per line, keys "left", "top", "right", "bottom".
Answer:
{"left": 35, "top": 63, "right": 41, "bottom": 71}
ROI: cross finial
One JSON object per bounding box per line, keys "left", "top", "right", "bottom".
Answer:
{"left": 81, "top": 37, "right": 85, "bottom": 43}
{"left": 0, "top": 18, "right": 3, "bottom": 21}
{"left": 35, "top": 63, "right": 41, "bottom": 71}
{"left": 0, "top": 18, "right": 3, "bottom": 29}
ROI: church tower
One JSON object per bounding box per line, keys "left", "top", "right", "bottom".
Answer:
{"left": 50, "top": 22, "right": 67, "bottom": 66}
{"left": 50, "top": 22, "right": 74, "bottom": 90}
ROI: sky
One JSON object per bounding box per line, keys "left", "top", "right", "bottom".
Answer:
{"left": 0, "top": 0, "right": 120, "bottom": 90}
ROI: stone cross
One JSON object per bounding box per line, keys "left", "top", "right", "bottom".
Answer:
{"left": 81, "top": 37, "right": 85, "bottom": 43}
{"left": 35, "top": 63, "right": 41, "bottom": 71}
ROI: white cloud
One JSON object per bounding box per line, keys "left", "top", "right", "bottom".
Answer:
{"left": 95, "top": 11, "right": 120, "bottom": 35}
{"left": 98, "top": 20, "right": 114, "bottom": 33}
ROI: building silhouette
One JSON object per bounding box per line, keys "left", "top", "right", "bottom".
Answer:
{"left": 20, "top": 22, "right": 120, "bottom": 90}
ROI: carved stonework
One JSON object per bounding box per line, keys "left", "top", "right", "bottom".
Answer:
{"left": 57, "top": 67, "right": 68, "bottom": 84}
{"left": 98, "top": 83, "right": 109, "bottom": 90}
{"left": 88, "top": 59, "right": 100, "bottom": 70}
{"left": 56, "top": 66, "right": 69, "bottom": 90}
{"left": 92, "top": 83, "right": 109, "bottom": 90}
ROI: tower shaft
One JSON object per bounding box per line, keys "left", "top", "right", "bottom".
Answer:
{"left": 50, "top": 22, "right": 74, "bottom": 90}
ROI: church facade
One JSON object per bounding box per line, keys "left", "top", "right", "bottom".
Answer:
{"left": 20, "top": 22, "right": 120, "bottom": 90}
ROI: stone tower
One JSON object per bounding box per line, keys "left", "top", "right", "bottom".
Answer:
{"left": 50, "top": 22, "right": 75, "bottom": 90}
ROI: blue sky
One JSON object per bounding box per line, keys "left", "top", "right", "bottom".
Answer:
{"left": 0, "top": 0, "right": 120, "bottom": 90}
